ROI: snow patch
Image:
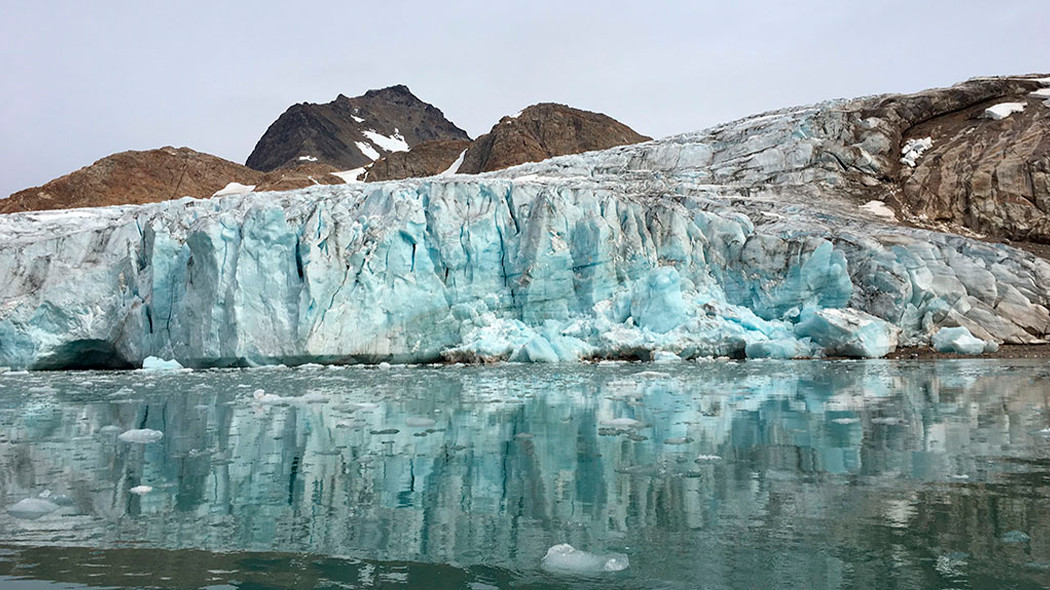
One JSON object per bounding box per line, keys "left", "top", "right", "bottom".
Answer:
{"left": 351, "top": 115, "right": 365, "bottom": 123}
{"left": 355, "top": 142, "right": 381, "bottom": 161}
{"left": 362, "top": 129, "right": 409, "bottom": 153}
{"left": 983, "top": 102, "right": 1026, "bottom": 120}
{"left": 900, "top": 137, "right": 933, "bottom": 167}
{"left": 440, "top": 150, "right": 467, "bottom": 176}
{"left": 860, "top": 200, "right": 897, "bottom": 221}
{"left": 212, "top": 182, "right": 255, "bottom": 198}
{"left": 1031, "top": 88, "right": 1050, "bottom": 98}
{"left": 333, "top": 167, "right": 367, "bottom": 183}
{"left": 297, "top": 155, "right": 319, "bottom": 162}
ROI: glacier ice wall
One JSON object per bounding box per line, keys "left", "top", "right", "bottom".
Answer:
{"left": 2, "top": 86, "right": 1049, "bottom": 368}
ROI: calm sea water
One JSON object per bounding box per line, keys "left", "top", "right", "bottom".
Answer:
{"left": 0, "top": 360, "right": 1048, "bottom": 589}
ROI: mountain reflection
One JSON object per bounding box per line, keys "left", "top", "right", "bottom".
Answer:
{"left": 1, "top": 360, "right": 1049, "bottom": 589}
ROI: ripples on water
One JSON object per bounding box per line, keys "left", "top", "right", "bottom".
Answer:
{"left": 0, "top": 360, "right": 1048, "bottom": 589}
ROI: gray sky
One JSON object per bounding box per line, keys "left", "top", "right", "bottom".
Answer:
{"left": 2, "top": 0, "right": 1047, "bottom": 198}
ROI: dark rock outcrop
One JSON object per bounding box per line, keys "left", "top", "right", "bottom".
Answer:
{"left": 1, "top": 147, "right": 263, "bottom": 213}
{"left": 888, "top": 77, "right": 1050, "bottom": 243}
{"left": 245, "top": 85, "right": 470, "bottom": 173}
{"left": 456, "top": 103, "right": 650, "bottom": 174}
{"left": 364, "top": 139, "right": 471, "bottom": 182}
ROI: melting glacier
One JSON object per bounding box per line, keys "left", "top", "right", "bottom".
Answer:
{"left": 1, "top": 94, "right": 1049, "bottom": 369}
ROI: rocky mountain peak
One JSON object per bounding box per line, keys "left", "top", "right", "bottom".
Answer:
{"left": 245, "top": 86, "right": 469, "bottom": 173}
{"left": 456, "top": 103, "right": 651, "bottom": 174}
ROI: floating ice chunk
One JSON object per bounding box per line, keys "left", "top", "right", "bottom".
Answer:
{"left": 600, "top": 417, "right": 643, "bottom": 429}
{"left": 695, "top": 454, "right": 722, "bottom": 462}
{"left": 141, "top": 356, "right": 183, "bottom": 371}
{"left": 795, "top": 308, "right": 899, "bottom": 358}
{"left": 6, "top": 497, "right": 60, "bottom": 520}
{"left": 212, "top": 182, "right": 256, "bottom": 197}
{"left": 633, "top": 371, "right": 670, "bottom": 379}
{"left": 663, "top": 437, "right": 694, "bottom": 445}
{"left": 118, "top": 428, "right": 164, "bottom": 444}
{"left": 651, "top": 351, "right": 682, "bottom": 363}
{"left": 831, "top": 417, "right": 859, "bottom": 425}
{"left": 405, "top": 417, "right": 437, "bottom": 428}
{"left": 983, "top": 102, "right": 1026, "bottom": 120}
{"left": 932, "top": 326, "right": 988, "bottom": 355}
{"left": 540, "top": 544, "right": 630, "bottom": 574}
{"left": 129, "top": 485, "right": 153, "bottom": 495}
{"left": 900, "top": 137, "right": 933, "bottom": 167}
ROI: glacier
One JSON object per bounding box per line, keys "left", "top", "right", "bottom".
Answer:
{"left": 2, "top": 82, "right": 1049, "bottom": 369}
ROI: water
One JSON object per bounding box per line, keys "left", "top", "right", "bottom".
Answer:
{"left": 0, "top": 360, "right": 1048, "bottom": 589}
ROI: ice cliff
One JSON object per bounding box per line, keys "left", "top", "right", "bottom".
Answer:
{"left": 2, "top": 77, "right": 1050, "bottom": 369}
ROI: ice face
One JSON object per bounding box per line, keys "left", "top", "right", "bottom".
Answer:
{"left": 1, "top": 90, "right": 1049, "bottom": 368}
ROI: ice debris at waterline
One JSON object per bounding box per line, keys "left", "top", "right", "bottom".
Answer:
{"left": 933, "top": 326, "right": 994, "bottom": 355}
{"left": 2, "top": 79, "right": 1050, "bottom": 369}
{"left": 540, "top": 544, "right": 630, "bottom": 574}
{"left": 140, "top": 356, "right": 184, "bottom": 370}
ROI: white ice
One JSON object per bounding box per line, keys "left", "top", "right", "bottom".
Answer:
{"left": 540, "top": 544, "right": 630, "bottom": 574}
{"left": 983, "top": 102, "right": 1026, "bottom": 120}
{"left": 212, "top": 182, "right": 256, "bottom": 198}
{"left": 362, "top": 129, "right": 409, "bottom": 153}
{"left": 354, "top": 141, "right": 380, "bottom": 161}
{"left": 118, "top": 429, "right": 164, "bottom": 444}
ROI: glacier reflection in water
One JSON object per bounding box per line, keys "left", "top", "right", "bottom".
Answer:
{"left": 0, "top": 360, "right": 1049, "bottom": 589}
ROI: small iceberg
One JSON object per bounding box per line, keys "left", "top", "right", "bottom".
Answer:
{"left": 129, "top": 485, "right": 153, "bottom": 495}
{"left": 540, "top": 544, "right": 629, "bottom": 574}
{"left": 117, "top": 428, "right": 164, "bottom": 444}
{"left": 932, "top": 327, "right": 989, "bottom": 355}
{"left": 141, "top": 356, "right": 184, "bottom": 371}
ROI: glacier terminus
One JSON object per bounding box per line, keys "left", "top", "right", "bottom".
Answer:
{"left": 1, "top": 77, "right": 1049, "bottom": 369}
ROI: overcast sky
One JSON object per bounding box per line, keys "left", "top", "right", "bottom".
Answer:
{"left": 1, "top": 0, "right": 1046, "bottom": 198}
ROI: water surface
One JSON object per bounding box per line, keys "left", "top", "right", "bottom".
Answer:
{"left": 0, "top": 360, "right": 1048, "bottom": 589}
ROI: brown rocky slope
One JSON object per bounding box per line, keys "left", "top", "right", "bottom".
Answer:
{"left": 0, "top": 147, "right": 264, "bottom": 213}
{"left": 365, "top": 103, "right": 650, "bottom": 182}
{"left": 457, "top": 103, "right": 651, "bottom": 174}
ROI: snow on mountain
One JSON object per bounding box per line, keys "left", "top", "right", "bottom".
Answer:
{"left": 1, "top": 76, "right": 1049, "bottom": 369}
